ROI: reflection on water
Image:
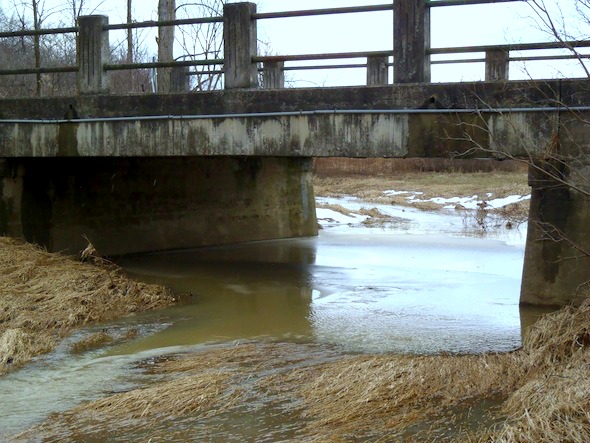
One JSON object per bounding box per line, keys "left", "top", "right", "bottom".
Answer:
{"left": 116, "top": 231, "right": 543, "bottom": 355}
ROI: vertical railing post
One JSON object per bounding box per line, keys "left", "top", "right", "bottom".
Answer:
{"left": 77, "top": 15, "right": 110, "bottom": 94}
{"left": 171, "top": 66, "right": 190, "bottom": 92}
{"left": 262, "top": 61, "right": 284, "bottom": 89}
{"left": 485, "top": 49, "right": 509, "bottom": 81}
{"left": 223, "top": 2, "right": 258, "bottom": 89}
{"left": 393, "top": 0, "right": 430, "bottom": 83}
{"left": 367, "top": 55, "right": 389, "bottom": 86}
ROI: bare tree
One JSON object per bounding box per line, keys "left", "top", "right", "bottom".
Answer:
{"left": 127, "top": 0, "right": 132, "bottom": 65}
{"left": 176, "top": 0, "right": 224, "bottom": 91}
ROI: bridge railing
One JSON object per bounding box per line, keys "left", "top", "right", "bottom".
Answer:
{"left": 0, "top": 0, "right": 588, "bottom": 95}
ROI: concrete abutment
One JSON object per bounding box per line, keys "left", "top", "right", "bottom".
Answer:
{"left": 0, "top": 156, "right": 317, "bottom": 256}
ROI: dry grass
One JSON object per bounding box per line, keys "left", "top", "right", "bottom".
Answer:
{"left": 20, "top": 298, "right": 590, "bottom": 442}
{"left": 70, "top": 331, "right": 114, "bottom": 354}
{"left": 0, "top": 237, "right": 177, "bottom": 374}
{"left": 314, "top": 158, "right": 528, "bottom": 176}
{"left": 314, "top": 173, "right": 529, "bottom": 207}
{"left": 314, "top": 158, "right": 529, "bottom": 207}
{"left": 315, "top": 203, "right": 354, "bottom": 217}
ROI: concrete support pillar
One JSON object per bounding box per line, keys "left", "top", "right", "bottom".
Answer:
{"left": 223, "top": 2, "right": 258, "bottom": 89}
{"left": 393, "top": 0, "right": 430, "bottom": 83}
{"left": 485, "top": 49, "right": 509, "bottom": 81}
{"left": 77, "top": 15, "right": 110, "bottom": 94}
{"left": 171, "top": 66, "right": 190, "bottom": 92}
{"left": 262, "top": 61, "right": 284, "bottom": 89}
{"left": 521, "top": 158, "right": 590, "bottom": 306}
{"left": 367, "top": 55, "right": 389, "bottom": 86}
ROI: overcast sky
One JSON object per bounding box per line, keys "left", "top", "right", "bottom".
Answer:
{"left": 4, "top": 0, "right": 588, "bottom": 85}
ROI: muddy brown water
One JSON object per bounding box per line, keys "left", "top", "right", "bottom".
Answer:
{"left": 1, "top": 229, "right": 553, "bottom": 441}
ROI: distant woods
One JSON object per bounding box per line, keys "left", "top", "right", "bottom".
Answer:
{"left": 0, "top": 0, "right": 226, "bottom": 97}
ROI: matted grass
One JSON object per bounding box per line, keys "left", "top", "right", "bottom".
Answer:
{"left": 0, "top": 237, "right": 177, "bottom": 374}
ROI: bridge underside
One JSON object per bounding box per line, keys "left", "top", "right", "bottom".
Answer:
{"left": 1, "top": 80, "right": 589, "bottom": 306}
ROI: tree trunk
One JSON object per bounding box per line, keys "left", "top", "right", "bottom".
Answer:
{"left": 157, "top": 0, "right": 175, "bottom": 93}
{"left": 32, "top": 0, "right": 41, "bottom": 96}
{"left": 127, "top": 0, "right": 133, "bottom": 64}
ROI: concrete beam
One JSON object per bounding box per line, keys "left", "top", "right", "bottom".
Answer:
{"left": 0, "top": 80, "right": 588, "bottom": 160}
{"left": 0, "top": 108, "right": 566, "bottom": 159}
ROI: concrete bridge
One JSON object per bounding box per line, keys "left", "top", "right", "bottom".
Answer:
{"left": 1, "top": 1, "right": 589, "bottom": 307}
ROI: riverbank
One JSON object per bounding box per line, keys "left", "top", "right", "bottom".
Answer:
{"left": 0, "top": 237, "right": 177, "bottom": 375}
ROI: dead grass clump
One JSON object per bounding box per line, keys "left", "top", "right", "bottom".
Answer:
{"left": 0, "top": 237, "right": 177, "bottom": 374}
{"left": 0, "top": 328, "right": 55, "bottom": 369}
{"left": 316, "top": 203, "right": 354, "bottom": 217}
{"left": 358, "top": 207, "right": 386, "bottom": 219}
{"left": 70, "top": 331, "right": 114, "bottom": 354}
{"left": 82, "top": 372, "right": 233, "bottom": 419}
{"left": 517, "top": 296, "right": 590, "bottom": 375}
{"left": 494, "top": 201, "right": 530, "bottom": 221}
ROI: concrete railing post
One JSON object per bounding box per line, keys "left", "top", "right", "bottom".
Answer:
{"left": 485, "top": 49, "right": 509, "bottom": 81}
{"left": 393, "top": 0, "right": 430, "bottom": 83}
{"left": 367, "top": 55, "right": 389, "bottom": 86}
{"left": 171, "top": 66, "right": 190, "bottom": 92}
{"left": 262, "top": 61, "right": 284, "bottom": 89}
{"left": 78, "top": 15, "right": 110, "bottom": 94}
{"left": 223, "top": 2, "right": 258, "bottom": 89}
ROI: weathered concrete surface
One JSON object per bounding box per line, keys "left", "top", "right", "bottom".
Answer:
{"left": 0, "top": 80, "right": 587, "bottom": 159}
{"left": 0, "top": 109, "right": 566, "bottom": 159}
{"left": 0, "top": 157, "right": 317, "bottom": 256}
{"left": 521, "top": 115, "right": 590, "bottom": 306}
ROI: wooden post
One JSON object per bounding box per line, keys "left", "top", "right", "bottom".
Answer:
{"left": 262, "top": 61, "right": 284, "bottom": 89}
{"left": 78, "top": 15, "right": 110, "bottom": 94}
{"left": 223, "top": 2, "right": 258, "bottom": 89}
{"left": 393, "top": 0, "right": 430, "bottom": 83}
{"left": 485, "top": 49, "right": 509, "bottom": 81}
{"left": 367, "top": 55, "right": 389, "bottom": 86}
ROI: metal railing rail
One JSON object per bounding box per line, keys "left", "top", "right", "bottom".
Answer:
{"left": 253, "top": 4, "right": 393, "bottom": 20}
